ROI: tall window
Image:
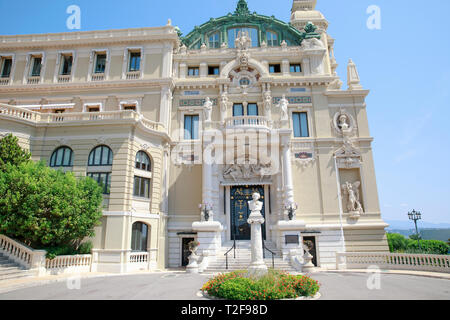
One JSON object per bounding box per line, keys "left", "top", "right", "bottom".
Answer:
{"left": 94, "top": 53, "right": 107, "bottom": 74}
{"left": 228, "top": 27, "right": 259, "bottom": 48}
{"left": 0, "top": 57, "right": 12, "bottom": 78}
{"left": 247, "top": 103, "right": 258, "bottom": 116}
{"left": 88, "top": 145, "right": 113, "bottom": 166}
{"left": 88, "top": 172, "right": 111, "bottom": 195}
{"left": 293, "top": 112, "right": 309, "bottom": 138}
{"left": 184, "top": 115, "right": 199, "bottom": 140}
{"left": 129, "top": 51, "right": 141, "bottom": 72}
{"left": 135, "top": 151, "right": 151, "bottom": 171}
{"left": 60, "top": 55, "right": 73, "bottom": 75}
{"left": 131, "top": 222, "right": 148, "bottom": 252}
{"left": 87, "top": 145, "right": 113, "bottom": 195}
{"left": 208, "top": 32, "right": 220, "bottom": 49}
{"left": 269, "top": 64, "right": 281, "bottom": 74}
{"left": 30, "top": 57, "right": 42, "bottom": 77}
{"left": 50, "top": 147, "right": 73, "bottom": 167}
{"left": 233, "top": 104, "right": 244, "bottom": 117}
{"left": 133, "top": 176, "right": 150, "bottom": 198}
{"left": 266, "top": 31, "right": 278, "bottom": 47}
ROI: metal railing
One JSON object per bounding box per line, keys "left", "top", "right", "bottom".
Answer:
{"left": 262, "top": 232, "right": 276, "bottom": 269}
{"left": 224, "top": 232, "right": 237, "bottom": 270}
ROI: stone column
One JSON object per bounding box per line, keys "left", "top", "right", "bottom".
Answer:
{"left": 280, "top": 131, "right": 294, "bottom": 208}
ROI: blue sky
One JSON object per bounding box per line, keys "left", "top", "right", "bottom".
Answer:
{"left": 1, "top": 0, "right": 449, "bottom": 224}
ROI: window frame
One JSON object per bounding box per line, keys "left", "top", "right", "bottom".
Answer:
{"left": 133, "top": 176, "right": 151, "bottom": 199}
{"left": 208, "top": 66, "right": 220, "bottom": 76}
{"left": 290, "top": 64, "right": 302, "bottom": 73}
{"left": 187, "top": 67, "right": 200, "bottom": 77}
{"left": 266, "top": 31, "right": 279, "bottom": 47}
{"left": 269, "top": 64, "right": 281, "bottom": 74}
{"left": 292, "top": 111, "right": 310, "bottom": 138}
{"left": 135, "top": 151, "right": 151, "bottom": 172}
{"left": 49, "top": 146, "right": 74, "bottom": 168}
{"left": 88, "top": 145, "right": 113, "bottom": 166}
{"left": 87, "top": 172, "right": 111, "bottom": 195}
{"left": 208, "top": 32, "right": 220, "bottom": 49}
{"left": 131, "top": 222, "right": 149, "bottom": 252}
{"left": 183, "top": 114, "right": 200, "bottom": 140}
{"left": 227, "top": 27, "right": 259, "bottom": 48}
{"left": 0, "top": 56, "right": 13, "bottom": 78}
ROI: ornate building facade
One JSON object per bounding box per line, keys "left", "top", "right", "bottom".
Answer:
{"left": 0, "top": 0, "right": 389, "bottom": 272}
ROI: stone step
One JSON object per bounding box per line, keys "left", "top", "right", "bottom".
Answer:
{"left": 0, "top": 263, "right": 20, "bottom": 269}
{"left": 0, "top": 271, "right": 33, "bottom": 281}
{"left": 0, "top": 267, "right": 26, "bottom": 276}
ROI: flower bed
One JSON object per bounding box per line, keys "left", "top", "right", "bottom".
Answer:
{"left": 201, "top": 270, "right": 320, "bottom": 300}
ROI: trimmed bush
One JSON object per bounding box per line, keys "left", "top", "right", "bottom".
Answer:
{"left": 387, "top": 233, "right": 449, "bottom": 255}
{"left": 202, "top": 270, "right": 320, "bottom": 300}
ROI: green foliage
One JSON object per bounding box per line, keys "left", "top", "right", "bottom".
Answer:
{"left": 409, "top": 234, "right": 421, "bottom": 240}
{"left": 45, "top": 242, "right": 93, "bottom": 260}
{"left": 0, "top": 134, "right": 31, "bottom": 170}
{"left": 202, "top": 270, "right": 320, "bottom": 300}
{"left": 387, "top": 233, "right": 449, "bottom": 255}
{"left": 387, "top": 233, "right": 409, "bottom": 252}
{"left": 0, "top": 161, "right": 103, "bottom": 249}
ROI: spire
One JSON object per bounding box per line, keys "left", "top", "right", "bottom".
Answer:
{"left": 235, "top": 0, "right": 250, "bottom": 16}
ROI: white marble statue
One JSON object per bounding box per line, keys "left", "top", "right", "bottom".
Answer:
{"left": 338, "top": 114, "right": 350, "bottom": 133}
{"left": 278, "top": 95, "right": 289, "bottom": 121}
{"left": 220, "top": 92, "right": 229, "bottom": 123}
{"left": 203, "top": 97, "right": 213, "bottom": 122}
{"left": 248, "top": 192, "right": 263, "bottom": 213}
{"left": 341, "top": 181, "right": 364, "bottom": 216}
{"left": 263, "top": 91, "right": 272, "bottom": 117}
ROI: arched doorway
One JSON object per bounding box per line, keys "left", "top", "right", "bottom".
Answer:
{"left": 131, "top": 222, "right": 149, "bottom": 252}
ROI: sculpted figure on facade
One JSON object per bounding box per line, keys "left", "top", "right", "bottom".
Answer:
{"left": 278, "top": 95, "right": 289, "bottom": 121}
{"left": 220, "top": 92, "right": 229, "bottom": 123}
{"left": 203, "top": 97, "right": 213, "bottom": 122}
{"left": 342, "top": 181, "right": 364, "bottom": 216}
{"left": 263, "top": 91, "right": 272, "bottom": 118}
{"left": 223, "top": 163, "right": 273, "bottom": 181}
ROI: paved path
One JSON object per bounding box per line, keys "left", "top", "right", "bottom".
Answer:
{"left": 0, "top": 271, "right": 449, "bottom": 300}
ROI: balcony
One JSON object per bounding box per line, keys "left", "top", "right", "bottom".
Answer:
{"left": 225, "top": 116, "right": 271, "bottom": 129}
{"left": 0, "top": 103, "right": 166, "bottom": 133}
{"left": 27, "top": 76, "right": 40, "bottom": 84}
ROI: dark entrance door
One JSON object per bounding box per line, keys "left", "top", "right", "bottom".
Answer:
{"left": 181, "top": 238, "right": 194, "bottom": 267}
{"left": 230, "top": 186, "right": 266, "bottom": 241}
{"left": 303, "top": 236, "right": 318, "bottom": 267}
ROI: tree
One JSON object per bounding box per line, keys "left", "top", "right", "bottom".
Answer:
{"left": 0, "top": 134, "right": 31, "bottom": 170}
{"left": 0, "top": 161, "right": 103, "bottom": 249}
{"left": 409, "top": 234, "right": 422, "bottom": 241}
{"left": 386, "top": 233, "right": 409, "bottom": 252}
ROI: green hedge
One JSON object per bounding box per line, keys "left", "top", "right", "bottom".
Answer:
{"left": 387, "top": 233, "right": 449, "bottom": 255}
{"left": 202, "top": 270, "right": 320, "bottom": 300}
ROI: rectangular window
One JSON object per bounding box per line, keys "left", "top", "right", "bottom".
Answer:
{"left": 266, "top": 31, "right": 278, "bottom": 47}
{"left": 188, "top": 67, "right": 199, "bottom": 77}
{"left": 128, "top": 51, "right": 141, "bottom": 72}
{"left": 184, "top": 115, "right": 199, "bottom": 140}
{"left": 87, "top": 106, "right": 100, "bottom": 112}
{"left": 290, "top": 64, "right": 302, "bottom": 73}
{"left": 269, "top": 64, "right": 281, "bottom": 73}
{"left": 94, "top": 53, "right": 107, "bottom": 74}
{"left": 247, "top": 103, "right": 258, "bottom": 116}
{"left": 60, "top": 55, "right": 73, "bottom": 75}
{"left": 208, "top": 66, "right": 220, "bottom": 76}
{"left": 133, "top": 176, "right": 150, "bottom": 198}
{"left": 31, "top": 57, "right": 42, "bottom": 77}
{"left": 293, "top": 112, "right": 309, "bottom": 138}
{"left": 123, "top": 104, "right": 136, "bottom": 111}
{"left": 208, "top": 33, "right": 220, "bottom": 49}
{"left": 1, "top": 57, "right": 12, "bottom": 78}
{"left": 233, "top": 104, "right": 244, "bottom": 117}
{"left": 88, "top": 172, "right": 111, "bottom": 195}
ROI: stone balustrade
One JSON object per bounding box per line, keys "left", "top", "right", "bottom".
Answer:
{"left": 336, "top": 252, "right": 450, "bottom": 273}
{"left": 0, "top": 234, "right": 46, "bottom": 275}
{"left": 225, "top": 116, "right": 271, "bottom": 129}
{"left": 0, "top": 103, "right": 165, "bottom": 133}
{"left": 45, "top": 254, "right": 93, "bottom": 275}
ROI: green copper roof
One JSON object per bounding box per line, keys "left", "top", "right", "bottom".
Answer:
{"left": 181, "top": 0, "right": 320, "bottom": 49}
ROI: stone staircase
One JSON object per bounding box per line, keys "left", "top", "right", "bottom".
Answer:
{"left": 0, "top": 253, "right": 34, "bottom": 282}
{"left": 204, "top": 241, "right": 297, "bottom": 274}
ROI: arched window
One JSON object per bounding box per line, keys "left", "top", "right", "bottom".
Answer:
{"left": 88, "top": 145, "right": 113, "bottom": 166}
{"left": 87, "top": 145, "right": 113, "bottom": 195}
{"left": 135, "top": 151, "right": 151, "bottom": 171}
{"left": 266, "top": 31, "right": 278, "bottom": 47}
{"left": 131, "top": 222, "right": 149, "bottom": 252}
{"left": 50, "top": 147, "right": 73, "bottom": 167}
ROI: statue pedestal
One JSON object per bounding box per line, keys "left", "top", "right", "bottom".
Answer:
{"left": 186, "top": 250, "right": 200, "bottom": 274}
{"left": 247, "top": 211, "right": 268, "bottom": 278}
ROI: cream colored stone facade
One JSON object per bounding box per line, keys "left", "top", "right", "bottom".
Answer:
{"left": 0, "top": 0, "right": 388, "bottom": 272}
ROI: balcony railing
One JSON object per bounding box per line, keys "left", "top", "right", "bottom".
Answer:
{"left": 27, "top": 76, "right": 41, "bottom": 84}
{"left": 225, "top": 116, "right": 271, "bottom": 129}
{"left": 58, "top": 75, "right": 71, "bottom": 83}
{"left": 0, "top": 104, "right": 166, "bottom": 133}
{"left": 0, "top": 78, "right": 10, "bottom": 85}
{"left": 126, "top": 71, "right": 141, "bottom": 80}
{"left": 91, "top": 73, "right": 105, "bottom": 81}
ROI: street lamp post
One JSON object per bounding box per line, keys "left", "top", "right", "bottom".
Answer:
{"left": 408, "top": 210, "right": 422, "bottom": 250}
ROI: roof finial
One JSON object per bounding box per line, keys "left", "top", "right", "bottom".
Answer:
{"left": 235, "top": 0, "right": 250, "bottom": 16}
